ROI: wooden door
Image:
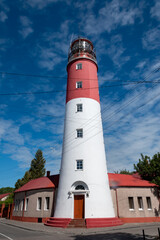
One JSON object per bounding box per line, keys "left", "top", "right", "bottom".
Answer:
{"left": 74, "top": 195, "right": 84, "bottom": 219}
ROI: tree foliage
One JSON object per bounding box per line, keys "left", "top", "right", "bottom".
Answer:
{"left": 134, "top": 152, "right": 160, "bottom": 186}
{"left": 15, "top": 149, "right": 46, "bottom": 190}
{"left": 0, "top": 187, "right": 14, "bottom": 194}
{"left": 114, "top": 169, "right": 133, "bottom": 175}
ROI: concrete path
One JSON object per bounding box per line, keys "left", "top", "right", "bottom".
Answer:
{"left": 0, "top": 218, "right": 159, "bottom": 239}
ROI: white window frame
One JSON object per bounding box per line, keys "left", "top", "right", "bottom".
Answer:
{"left": 146, "top": 197, "right": 152, "bottom": 210}
{"left": 76, "top": 128, "right": 83, "bottom": 138}
{"left": 76, "top": 81, "right": 82, "bottom": 89}
{"left": 37, "top": 197, "right": 42, "bottom": 211}
{"left": 76, "top": 160, "right": 83, "bottom": 170}
{"left": 44, "top": 197, "right": 50, "bottom": 211}
{"left": 76, "top": 63, "right": 82, "bottom": 70}
{"left": 128, "top": 197, "right": 134, "bottom": 211}
{"left": 137, "top": 197, "right": 143, "bottom": 210}
{"left": 25, "top": 198, "right": 29, "bottom": 211}
{"left": 77, "top": 104, "right": 83, "bottom": 112}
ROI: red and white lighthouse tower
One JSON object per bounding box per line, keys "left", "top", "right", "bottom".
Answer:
{"left": 53, "top": 37, "right": 119, "bottom": 226}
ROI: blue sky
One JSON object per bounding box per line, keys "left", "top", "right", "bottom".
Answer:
{"left": 0, "top": 0, "right": 160, "bottom": 188}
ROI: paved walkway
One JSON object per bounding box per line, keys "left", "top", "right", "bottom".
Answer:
{"left": 0, "top": 218, "right": 160, "bottom": 238}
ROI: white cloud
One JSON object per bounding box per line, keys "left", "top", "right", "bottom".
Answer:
{"left": 101, "top": 81, "right": 160, "bottom": 172}
{"left": 0, "top": 0, "right": 9, "bottom": 22}
{"left": 24, "top": 0, "right": 58, "bottom": 9}
{"left": 83, "top": 0, "right": 142, "bottom": 35}
{"left": 0, "top": 11, "right": 7, "bottom": 22}
{"left": 19, "top": 16, "right": 34, "bottom": 39}
{"left": 142, "top": 26, "right": 160, "bottom": 50}
{"left": 106, "top": 34, "right": 130, "bottom": 67}
{"left": 150, "top": 0, "right": 160, "bottom": 21}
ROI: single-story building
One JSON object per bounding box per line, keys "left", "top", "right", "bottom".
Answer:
{"left": 12, "top": 172, "right": 160, "bottom": 225}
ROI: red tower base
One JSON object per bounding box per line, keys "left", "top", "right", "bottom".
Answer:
{"left": 86, "top": 218, "right": 123, "bottom": 228}
{"left": 44, "top": 217, "right": 123, "bottom": 228}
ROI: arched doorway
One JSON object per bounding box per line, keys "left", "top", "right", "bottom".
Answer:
{"left": 70, "top": 181, "right": 89, "bottom": 219}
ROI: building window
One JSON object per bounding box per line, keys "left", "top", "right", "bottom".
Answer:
{"left": 137, "top": 197, "right": 143, "bottom": 210}
{"left": 25, "top": 198, "right": 29, "bottom": 211}
{"left": 76, "top": 81, "right": 82, "bottom": 89}
{"left": 76, "top": 63, "right": 82, "bottom": 70}
{"left": 76, "top": 160, "right": 83, "bottom": 170}
{"left": 77, "top": 104, "right": 83, "bottom": 112}
{"left": 44, "top": 197, "right": 50, "bottom": 211}
{"left": 37, "top": 197, "right": 42, "bottom": 210}
{"left": 146, "top": 197, "right": 152, "bottom": 210}
{"left": 76, "top": 128, "right": 83, "bottom": 138}
{"left": 21, "top": 199, "right": 24, "bottom": 211}
{"left": 128, "top": 197, "right": 134, "bottom": 210}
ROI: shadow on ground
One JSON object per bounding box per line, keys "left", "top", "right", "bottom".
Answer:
{"left": 73, "top": 232, "right": 157, "bottom": 240}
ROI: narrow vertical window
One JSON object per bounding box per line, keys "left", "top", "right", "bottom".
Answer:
{"left": 137, "top": 197, "right": 143, "bottom": 210}
{"left": 21, "top": 199, "right": 24, "bottom": 211}
{"left": 128, "top": 197, "right": 134, "bottom": 210}
{"left": 37, "top": 197, "right": 42, "bottom": 210}
{"left": 76, "top": 63, "right": 82, "bottom": 70}
{"left": 76, "top": 81, "right": 82, "bottom": 88}
{"left": 77, "top": 104, "right": 83, "bottom": 112}
{"left": 76, "top": 160, "right": 83, "bottom": 170}
{"left": 25, "top": 198, "right": 29, "bottom": 211}
{"left": 146, "top": 197, "right": 152, "bottom": 210}
{"left": 44, "top": 197, "right": 50, "bottom": 210}
{"left": 76, "top": 129, "right": 83, "bottom": 138}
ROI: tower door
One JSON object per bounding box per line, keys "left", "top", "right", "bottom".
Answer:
{"left": 74, "top": 195, "right": 84, "bottom": 219}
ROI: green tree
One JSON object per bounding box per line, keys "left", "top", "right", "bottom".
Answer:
{"left": 29, "top": 149, "right": 46, "bottom": 179}
{"left": 15, "top": 149, "right": 46, "bottom": 190}
{"left": 114, "top": 169, "right": 133, "bottom": 175}
{"left": 0, "top": 187, "right": 14, "bottom": 194}
{"left": 134, "top": 152, "right": 160, "bottom": 186}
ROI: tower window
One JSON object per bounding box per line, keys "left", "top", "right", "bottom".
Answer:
{"left": 76, "top": 128, "right": 83, "bottom": 138}
{"left": 77, "top": 104, "right": 83, "bottom": 112}
{"left": 76, "top": 81, "right": 82, "bottom": 88}
{"left": 76, "top": 63, "right": 82, "bottom": 70}
{"left": 76, "top": 160, "right": 83, "bottom": 170}
{"left": 137, "top": 197, "right": 143, "bottom": 210}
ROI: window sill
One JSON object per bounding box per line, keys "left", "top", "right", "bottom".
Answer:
{"left": 129, "top": 209, "right": 135, "bottom": 211}
{"left": 138, "top": 209, "right": 144, "bottom": 211}
{"left": 147, "top": 208, "right": 152, "bottom": 211}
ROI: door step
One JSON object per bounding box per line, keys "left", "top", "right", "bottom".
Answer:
{"left": 67, "top": 219, "right": 86, "bottom": 228}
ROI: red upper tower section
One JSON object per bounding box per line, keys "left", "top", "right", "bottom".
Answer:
{"left": 66, "top": 37, "right": 100, "bottom": 103}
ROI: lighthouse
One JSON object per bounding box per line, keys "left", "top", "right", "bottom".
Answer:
{"left": 53, "top": 37, "right": 118, "bottom": 226}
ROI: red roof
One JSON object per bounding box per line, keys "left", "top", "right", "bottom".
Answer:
{"left": 14, "top": 175, "right": 59, "bottom": 193}
{"left": 0, "top": 193, "right": 10, "bottom": 200}
{"left": 108, "top": 173, "right": 157, "bottom": 188}
{"left": 14, "top": 173, "right": 157, "bottom": 193}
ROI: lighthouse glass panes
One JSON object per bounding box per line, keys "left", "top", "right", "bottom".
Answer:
{"left": 77, "top": 104, "right": 83, "bottom": 112}
{"left": 76, "top": 160, "right": 83, "bottom": 170}
{"left": 76, "top": 128, "right": 83, "bottom": 138}
{"left": 76, "top": 81, "right": 82, "bottom": 88}
{"left": 76, "top": 63, "right": 82, "bottom": 70}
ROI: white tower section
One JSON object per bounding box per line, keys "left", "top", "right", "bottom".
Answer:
{"left": 54, "top": 37, "right": 115, "bottom": 219}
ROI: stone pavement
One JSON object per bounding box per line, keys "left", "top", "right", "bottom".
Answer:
{"left": 0, "top": 218, "right": 160, "bottom": 238}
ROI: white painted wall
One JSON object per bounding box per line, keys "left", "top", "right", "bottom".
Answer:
{"left": 54, "top": 98, "right": 115, "bottom": 218}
